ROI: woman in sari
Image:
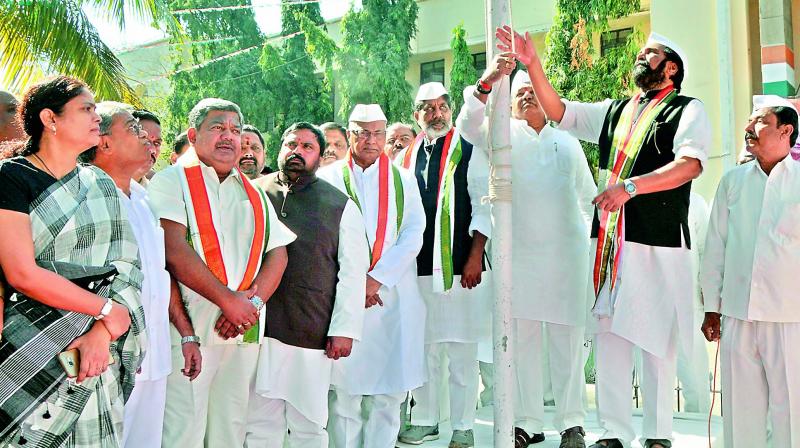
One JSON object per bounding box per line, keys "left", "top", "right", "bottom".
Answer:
{"left": 0, "top": 76, "right": 146, "bottom": 447}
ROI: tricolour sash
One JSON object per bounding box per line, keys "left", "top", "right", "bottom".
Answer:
{"left": 593, "top": 86, "right": 677, "bottom": 300}
{"left": 399, "top": 128, "right": 463, "bottom": 292}
{"left": 181, "top": 163, "right": 270, "bottom": 343}
{"left": 342, "top": 151, "right": 404, "bottom": 270}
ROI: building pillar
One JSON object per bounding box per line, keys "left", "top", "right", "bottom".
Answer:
{"left": 760, "top": 0, "right": 795, "bottom": 95}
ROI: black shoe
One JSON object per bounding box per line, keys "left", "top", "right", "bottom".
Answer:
{"left": 559, "top": 426, "right": 585, "bottom": 448}
{"left": 515, "top": 427, "right": 545, "bottom": 447}
{"left": 588, "top": 439, "right": 623, "bottom": 448}
{"left": 644, "top": 439, "right": 671, "bottom": 448}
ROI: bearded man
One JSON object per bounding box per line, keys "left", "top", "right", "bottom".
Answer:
{"left": 497, "top": 28, "right": 712, "bottom": 448}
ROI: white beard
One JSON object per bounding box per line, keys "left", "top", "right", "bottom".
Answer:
{"left": 423, "top": 121, "right": 452, "bottom": 141}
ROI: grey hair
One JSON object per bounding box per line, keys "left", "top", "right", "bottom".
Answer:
{"left": 97, "top": 101, "right": 135, "bottom": 135}
{"left": 79, "top": 101, "right": 134, "bottom": 163}
{"left": 188, "top": 98, "right": 243, "bottom": 130}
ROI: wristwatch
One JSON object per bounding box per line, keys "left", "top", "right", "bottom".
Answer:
{"left": 250, "top": 295, "right": 264, "bottom": 311}
{"left": 181, "top": 335, "right": 201, "bottom": 345}
{"left": 94, "top": 298, "right": 113, "bottom": 320}
{"left": 622, "top": 179, "right": 638, "bottom": 198}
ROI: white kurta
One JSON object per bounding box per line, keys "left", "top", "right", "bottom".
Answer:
{"left": 701, "top": 155, "right": 800, "bottom": 447}
{"left": 701, "top": 155, "right": 800, "bottom": 321}
{"left": 318, "top": 160, "right": 427, "bottom": 395}
{"left": 147, "top": 160, "right": 297, "bottom": 346}
{"left": 119, "top": 181, "right": 171, "bottom": 448}
{"left": 394, "top": 127, "right": 493, "bottom": 344}
{"left": 148, "top": 160, "right": 296, "bottom": 447}
{"left": 457, "top": 86, "right": 596, "bottom": 326}
{"left": 253, "top": 199, "right": 370, "bottom": 427}
{"left": 558, "top": 97, "right": 711, "bottom": 358}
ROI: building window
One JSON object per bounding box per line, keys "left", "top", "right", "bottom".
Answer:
{"left": 601, "top": 27, "right": 633, "bottom": 56}
{"left": 420, "top": 59, "right": 445, "bottom": 84}
{"left": 473, "top": 52, "right": 487, "bottom": 72}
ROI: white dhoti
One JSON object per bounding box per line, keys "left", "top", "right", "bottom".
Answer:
{"left": 245, "top": 338, "right": 333, "bottom": 447}
{"left": 411, "top": 341, "right": 479, "bottom": 430}
{"left": 513, "top": 319, "right": 586, "bottom": 434}
{"left": 162, "top": 344, "right": 259, "bottom": 448}
{"left": 246, "top": 395, "right": 328, "bottom": 448}
{"left": 122, "top": 376, "right": 167, "bottom": 448}
{"left": 328, "top": 389, "right": 406, "bottom": 448}
{"left": 161, "top": 343, "right": 259, "bottom": 447}
{"left": 721, "top": 317, "right": 800, "bottom": 448}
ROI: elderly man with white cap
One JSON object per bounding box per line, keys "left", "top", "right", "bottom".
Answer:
{"left": 457, "top": 55, "right": 596, "bottom": 448}
{"left": 497, "top": 27, "right": 712, "bottom": 448}
{"left": 395, "top": 82, "right": 491, "bottom": 448}
{"left": 318, "top": 104, "right": 426, "bottom": 448}
{"left": 244, "top": 121, "right": 370, "bottom": 447}
{"left": 701, "top": 95, "right": 800, "bottom": 448}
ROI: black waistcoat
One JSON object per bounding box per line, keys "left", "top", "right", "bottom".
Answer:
{"left": 260, "top": 172, "right": 349, "bottom": 350}
{"left": 413, "top": 132, "right": 481, "bottom": 276}
{"left": 593, "top": 94, "right": 696, "bottom": 248}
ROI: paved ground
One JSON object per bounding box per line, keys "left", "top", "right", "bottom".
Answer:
{"left": 396, "top": 405, "right": 723, "bottom": 447}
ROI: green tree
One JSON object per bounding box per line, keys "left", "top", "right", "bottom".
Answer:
{"left": 543, "top": 0, "right": 642, "bottom": 171}
{"left": 256, "top": 1, "right": 331, "bottom": 167}
{"left": 302, "top": 0, "right": 418, "bottom": 123}
{"left": 0, "top": 0, "right": 175, "bottom": 104}
{"left": 164, "top": 1, "right": 266, "bottom": 142}
{"left": 449, "top": 23, "right": 478, "bottom": 117}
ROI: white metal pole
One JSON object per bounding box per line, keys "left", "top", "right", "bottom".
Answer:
{"left": 485, "top": 1, "right": 513, "bottom": 446}
{"left": 716, "top": 0, "right": 735, "bottom": 170}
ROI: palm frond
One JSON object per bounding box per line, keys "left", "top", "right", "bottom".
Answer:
{"left": 0, "top": 0, "right": 141, "bottom": 105}
{"left": 77, "top": 0, "right": 183, "bottom": 40}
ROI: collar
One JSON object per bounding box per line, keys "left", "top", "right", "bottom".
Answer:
{"left": 129, "top": 179, "right": 148, "bottom": 199}
{"left": 276, "top": 170, "right": 318, "bottom": 190}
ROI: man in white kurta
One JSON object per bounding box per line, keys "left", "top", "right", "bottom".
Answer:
{"left": 497, "top": 29, "right": 711, "bottom": 448}
{"left": 81, "top": 102, "right": 173, "bottom": 448}
{"left": 246, "top": 121, "right": 369, "bottom": 448}
{"left": 397, "top": 82, "right": 491, "bottom": 448}
{"left": 148, "top": 98, "right": 295, "bottom": 448}
{"left": 458, "top": 62, "right": 596, "bottom": 447}
{"left": 319, "top": 105, "right": 426, "bottom": 448}
{"left": 701, "top": 95, "right": 800, "bottom": 448}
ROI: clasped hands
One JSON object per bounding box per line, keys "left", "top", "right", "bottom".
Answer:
{"left": 215, "top": 285, "right": 260, "bottom": 339}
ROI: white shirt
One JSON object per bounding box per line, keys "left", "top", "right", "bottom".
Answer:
{"left": 457, "top": 86, "right": 596, "bottom": 326}
{"left": 318, "top": 160, "right": 427, "bottom": 394}
{"left": 701, "top": 155, "right": 800, "bottom": 322}
{"left": 147, "top": 159, "right": 296, "bottom": 345}
{"left": 119, "top": 181, "right": 172, "bottom": 380}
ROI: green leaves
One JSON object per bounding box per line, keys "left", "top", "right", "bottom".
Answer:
{"left": 0, "top": 0, "right": 153, "bottom": 105}
{"left": 449, "top": 23, "right": 478, "bottom": 117}
{"left": 543, "top": 0, "right": 643, "bottom": 178}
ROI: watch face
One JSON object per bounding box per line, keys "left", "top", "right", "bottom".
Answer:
{"left": 625, "top": 182, "right": 635, "bottom": 193}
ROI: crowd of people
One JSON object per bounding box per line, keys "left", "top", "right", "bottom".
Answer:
{"left": 0, "top": 24, "right": 797, "bottom": 448}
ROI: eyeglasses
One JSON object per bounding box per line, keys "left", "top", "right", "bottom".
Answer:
{"left": 126, "top": 119, "right": 143, "bottom": 136}
{"left": 351, "top": 129, "right": 386, "bottom": 141}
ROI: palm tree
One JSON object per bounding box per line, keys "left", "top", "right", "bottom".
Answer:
{"left": 0, "top": 0, "right": 176, "bottom": 105}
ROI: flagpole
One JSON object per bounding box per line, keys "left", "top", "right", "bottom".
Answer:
{"left": 485, "top": 0, "right": 513, "bottom": 446}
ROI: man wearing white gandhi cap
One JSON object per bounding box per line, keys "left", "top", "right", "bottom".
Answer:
{"left": 457, "top": 60, "right": 595, "bottom": 448}
{"left": 497, "top": 25, "right": 712, "bottom": 448}
{"left": 318, "top": 103, "right": 427, "bottom": 447}
{"left": 701, "top": 94, "right": 800, "bottom": 448}
{"left": 396, "top": 82, "right": 492, "bottom": 448}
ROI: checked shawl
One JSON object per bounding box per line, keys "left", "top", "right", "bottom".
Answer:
{"left": 0, "top": 165, "right": 146, "bottom": 448}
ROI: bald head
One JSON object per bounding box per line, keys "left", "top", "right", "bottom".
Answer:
{"left": 0, "top": 91, "right": 23, "bottom": 142}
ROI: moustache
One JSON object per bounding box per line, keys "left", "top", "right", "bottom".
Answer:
{"left": 745, "top": 132, "right": 758, "bottom": 141}
{"left": 240, "top": 156, "right": 256, "bottom": 163}
{"left": 286, "top": 153, "right": 305, "bottom": 165}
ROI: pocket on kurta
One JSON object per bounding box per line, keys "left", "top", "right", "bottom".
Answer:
{"left": 776, "top": 202, "right": 800, "bottom": 241}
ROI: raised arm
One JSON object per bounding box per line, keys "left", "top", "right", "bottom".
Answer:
{"left": 496, "top": 25, "right": 566, "bottom": 122}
